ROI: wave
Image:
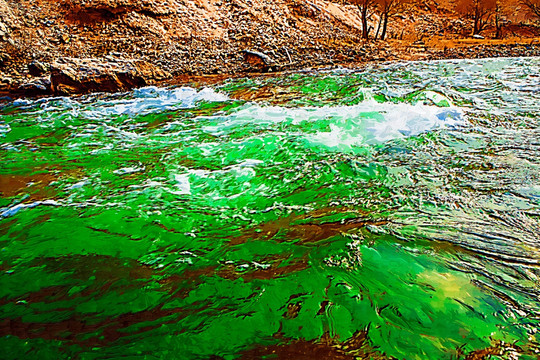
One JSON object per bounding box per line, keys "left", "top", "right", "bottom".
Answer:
{"left": 7, "top": 86, "right": 230, "bottom": 119}
{"left": 201, "top": 100, "right": 463, "bottom": 149}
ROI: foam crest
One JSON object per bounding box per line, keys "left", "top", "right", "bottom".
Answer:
{"left": 88, "top": 86, "right": 229, "bottom": 117}
{"left": 0, "top": 200, "right": 61, "bottom": 218}
{"left": 11, "top": 86, "right": 229, "bottom": 119}
{"left": 203, "top": 101, "right": 463, "bottom": 149}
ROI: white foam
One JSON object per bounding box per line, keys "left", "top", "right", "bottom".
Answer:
{"left": 67, "top": 179, "right": 89, "bottom": 190}
{"left": 22, "top": 86, "right": 229, "bottom": 120}
{"left": 0, "top": 199, "right": 61, "bottom": 218}
{"left": 113, "top": 166, "right": 145, "bottom": 175}
{"left": 94, "top": 86, "right": 229, "bottom": 117}
{"left": 173, "top": 174, "right": 191, "bottom": 195}
{"left": 202, "top": 100, "right": 463, "bottom": 150}
{"left": 0, "top": 122, "right": 10, "bottom": 136}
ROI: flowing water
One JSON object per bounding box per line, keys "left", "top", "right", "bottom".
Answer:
{"left": 1, "top": 57, "right": 540, "bottom": 359}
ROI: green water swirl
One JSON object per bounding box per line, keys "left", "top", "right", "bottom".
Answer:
{"left": 1, "top": 57, "right": 539, "bottom": 359}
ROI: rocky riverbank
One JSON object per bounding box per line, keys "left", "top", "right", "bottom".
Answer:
{"left": 1, "top": 0, "right": 540, "bottom": 98}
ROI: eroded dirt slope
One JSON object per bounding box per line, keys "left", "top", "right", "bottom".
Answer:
{"left": 1, "top": 0, "right": 540, "bottom": 96}
{"left": 0, "top": 0, "right": 380, "bottom": 77}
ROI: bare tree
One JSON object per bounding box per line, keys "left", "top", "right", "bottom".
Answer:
{"left": 494, "top": 0, "right": 503, "bottom": 38}
{"left": 493, "top": 0, "right": 514, "bottom": 38}
{"left": 374, "top": 0, "right": 410, "bottom": 40}
{"left": 455, "top": 0, "right": 497, "bottom": 35}
{"left": 521, "top": 0, "right": 540, "bottom": 19}
{"left": 351, "top": 0, "right": 378, "bottom": 39}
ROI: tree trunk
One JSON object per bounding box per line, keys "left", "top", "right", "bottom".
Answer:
{"left": 495, "top": 15, "right": 502, "bottom": 39}
{"left": 473, "top": 5, "right": 480, "bottom": 35}
{"left": 494, "top": 3, "right": 503, "bottom": 39}
{"left": 374, "top": 14, "right": 383, "bottom": 40}
{"left": 359, "top": 4, "right": 369, "bottom": 40}
{"left": 381, "top": 13, "right": 389, "bottom": 40}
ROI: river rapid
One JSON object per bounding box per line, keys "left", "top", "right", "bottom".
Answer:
{"left": 1, "top": 57, "right": 540, "bottom": 359}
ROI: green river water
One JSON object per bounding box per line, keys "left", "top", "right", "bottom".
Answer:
{"left": 1, "top": 57, "right": 540, "bottom": 359}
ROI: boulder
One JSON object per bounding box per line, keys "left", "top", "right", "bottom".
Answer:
{"left": 241, "top": 50, "right": 276, "bottom": 71}
{"left": 17, "top": 77, "right": 52, "bottom": 96}
{"left": 28, "top": 61, "right": 49, "bottom": 76}
{"left": 50, "top": 57, "right": 170, "bottom": 95}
